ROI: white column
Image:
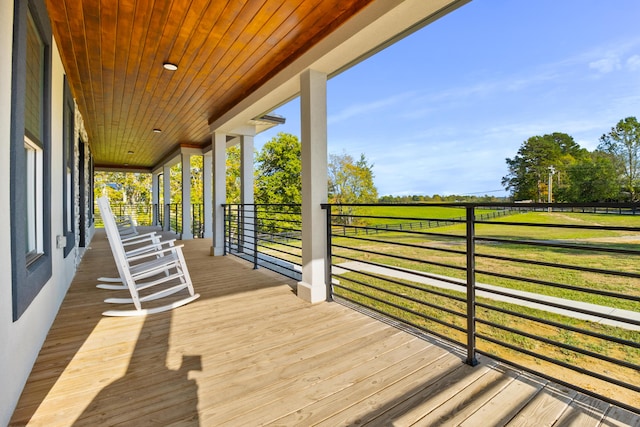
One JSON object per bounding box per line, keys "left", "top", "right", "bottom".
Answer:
{"left": 240, "top": 134, "right": 255, "bottom": 254}
{"left": 211, "top": 132, "right": 227, "bottom": 255}
{"left": 203, "top": 151, "right": 213, "bottom": 239}
{"left": 298, "top": 69, "right": 328, "bottom": 303}
{"left": 151, "top": 171, "right": 160, "bottom": 226}
{"left": 163, "top": 164, "right": 171, "bottom": 232}
{"left": 181, "top": 152, "right": 193, "bottom": 239}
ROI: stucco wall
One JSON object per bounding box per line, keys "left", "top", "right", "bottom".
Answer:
{"left": 0, "top": 6, "right": 81, "bottom": 422}
{"left": 0, "top": 0, "right": 16, "bottom": 419}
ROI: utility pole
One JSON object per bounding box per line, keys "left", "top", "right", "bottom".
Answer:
{"left": 548, "top": 166, "right": 555, "bottom": 212}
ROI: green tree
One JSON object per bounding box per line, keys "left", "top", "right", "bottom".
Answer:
{"left": 597, "top": 116, "right": 640, "bottom": 201}
{"left": 502, "top": 133, "right": 586, "bottom": 201}
{"left": 328, "top": 152, "right": 378, "bottom": 225}
{"left": 328, "top": 152, "right": 378, "bottom": 204}
{"left": 565, "top": 151, "right": 619, "bottom": 202}
{"left": 225, "top": 144, "right": 242, "bottom": 204}
{"left": 94, "top": 171, "right": 152, "bottom": 204}
{"left": 255, "top": 132, "right": 302, "bottom": 205}
{"left": 190, "top": 155, "right": 204, "bottom": 204}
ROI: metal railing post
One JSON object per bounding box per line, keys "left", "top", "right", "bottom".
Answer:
{"left": 253, "top": 204, "right": 259, "bottom": 269}
{"left": 466, "top": 205, "right": 479, "bottom": 366}
{"left": 237, "top": 205, "right": 243, "bottom": 252}
{"left": 325, "top": 204, "right": 333, "bottom": 302}
{"left": 223, "top": 204, "right": 228, "bottom": 256}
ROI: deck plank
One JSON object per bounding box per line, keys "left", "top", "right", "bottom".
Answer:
{"left": 553, "top": 392, "right": 610, "bottom": 426}
{"left": 459, "top": 371, "right": 547, "bottom": 426}
{"left": 9, "top": 230, "right": 640, "bottom": 426}
{"left": 506, "top": 382, "right": 577, "bottom": 427}
{"left": 411, "top": 365, "right": 521, "bottom": 426}
{"left": 361, "top": 356, "right": 499, "bottom": 426}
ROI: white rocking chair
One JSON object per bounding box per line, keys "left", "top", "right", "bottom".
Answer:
{"left": 97, "top": 197, "right": 199, "bottom": 316}
{"left": 97, "top": 198, "right": 175, "bottom": 287}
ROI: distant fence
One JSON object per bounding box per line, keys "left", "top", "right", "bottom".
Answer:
{"left": 333, "top": 208, "right": 515, "bottom": 236}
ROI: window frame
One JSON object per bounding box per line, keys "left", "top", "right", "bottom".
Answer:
{"left": 10, "top": 0, "right": 53, "bottom": 321}
{"left": 62, "top": 77, "right": 75, "bottom": 257}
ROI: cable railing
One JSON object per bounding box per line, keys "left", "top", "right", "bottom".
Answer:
{"left": 224, "top": 204, "right": 302, "bottom": 279}
{"left": 323, "top": 202, "right": 640, "bottom": 413}
{"left": 94, "top": 203, "right": 155, "bottom": 227}
{"left": 223, "top": 201, "right": 640, "bottom": 412}
{"left": 96, "top": 202, "right": 204, "bottom": 238}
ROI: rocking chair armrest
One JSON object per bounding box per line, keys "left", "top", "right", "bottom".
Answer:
{"left": 125, "top": 239, "right": 177, "bottom": 256}
{"left": 122, "top": 234, "right": 161, "bottom": 247}
{"left": 121, "top": 232, "right": 157, "bottom": 243}
{"left": 126, "top": 244, "right": 185, "bottom": 262}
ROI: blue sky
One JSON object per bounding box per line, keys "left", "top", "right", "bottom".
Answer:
{"left": 255, "top": 0, "right": 640, "bottom": 197}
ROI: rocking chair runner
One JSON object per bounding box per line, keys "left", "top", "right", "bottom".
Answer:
{"left": 97, "top": 197, "right": 199, "bottom": 316}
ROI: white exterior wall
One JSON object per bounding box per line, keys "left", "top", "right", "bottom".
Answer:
{"left": 0, "top": 1, "right": 15, "bottom": 420}
{"left": 0, "top": 7, "right": 87, "bottom": 422}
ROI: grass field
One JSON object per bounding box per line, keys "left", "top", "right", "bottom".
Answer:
{"left": 337, "top": 204, "right": 499, "bottom": 226}
{"left": 331, "top": 211, "right": 640, "bottom": 308}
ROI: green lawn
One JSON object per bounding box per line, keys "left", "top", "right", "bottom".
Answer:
{"left": 334, "top": 204, "right": 500, "bottom": 226}
{"left": 331, "top": 211, "right": 640, "bottom": 311}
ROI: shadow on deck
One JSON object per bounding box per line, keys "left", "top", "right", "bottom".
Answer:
{"left": 10, "top": 230, "right": 640, "bottom": 426}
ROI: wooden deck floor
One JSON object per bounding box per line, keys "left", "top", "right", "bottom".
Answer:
{"left": 10, "top": 230, "right": 640, "bottom": 426}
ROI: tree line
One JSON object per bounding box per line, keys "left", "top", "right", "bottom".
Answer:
{"left": 502, "top": 117, "right": 640, "bottom": 202}
{"left": 95, "top": 132, "right": 378, "bottom": 207}
{"left": 378, "top": 194, "right": 508, "bottom": 203}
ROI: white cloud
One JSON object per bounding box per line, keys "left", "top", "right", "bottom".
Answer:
{"left": 589, "top": 56, "right": 622, "bottom": 74}
{"left": 627, "top": 55, "right": 640, "bottom": 71}
{"left": 327, "top": 92, "right": 414, "bottom": 124}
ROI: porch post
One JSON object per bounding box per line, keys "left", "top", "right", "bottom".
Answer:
{"left": 240, "top": 133, "right": 255, "bottom": 254}
{"left": 163, "top": 164, "right": 171, "bottom": 232}
{"left": 181, "top": 152, "right": 193, "bottom": 239}
{"left": 298, "top": 69, "right": 328, "bottom": 303}
{"left": 203, "top": 151, "right": 213, "bottom": 239}
{"left": 211, "top": 132, "right": 227, "bottom": 255}
{"left": 151, "top": 170, "right": 160, "bottom": 226}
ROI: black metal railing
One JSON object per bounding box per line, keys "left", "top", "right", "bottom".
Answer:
{"left": 222, "top": 201, "right": 640, "bottom": 412}
{"left": 166, "top": 203, "right": 182, "bottom": 234}
{"left": 96, "top": 202, "right": 203, "bottom": 237}
{"left": 192, "top": 203, "right": 204, "bottom": 238}
{"left": 95, "top": 203, "right": 155, "bottom": 227}
{"left": 224, "top": 203, "right": 302, "bottom": 279}
{"left": 323, "top": 202, "right": 640, "bottom": 413}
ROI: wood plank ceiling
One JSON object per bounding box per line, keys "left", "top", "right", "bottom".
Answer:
{"left": 45, "top": 0, "right": 374, "bottom": 170}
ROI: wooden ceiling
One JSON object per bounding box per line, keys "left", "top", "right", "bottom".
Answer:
{"left": 45, "top": 0, "right": 375, "bottom": 170}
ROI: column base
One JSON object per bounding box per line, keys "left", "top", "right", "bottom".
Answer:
{"left": 210, "top": 246, "right": 224, "bottom": 256}
{"left": 297, "top": 281, "right": 327, "bottom": 304}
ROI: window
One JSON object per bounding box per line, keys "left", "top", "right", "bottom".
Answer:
{"left": 11, "top": 0, "right": 52, "bottom": 320}
{"left": 24, "top": 7, "right": 45, "bottom": 262}
{"left": 62, "top": 78, "right": 75, "bottom": 257}
{"left": 24, "top": 136, "right": 43, "bottom": 260}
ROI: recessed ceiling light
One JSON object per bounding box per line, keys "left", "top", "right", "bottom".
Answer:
{"left": 127, "top": 150, "right": 134, "bottom": 155}
{"left": 153, "top": 128, "right": 162, "bottom": 133}
{"left": 163, "top": 62, "right": 178, "bottom": 71}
